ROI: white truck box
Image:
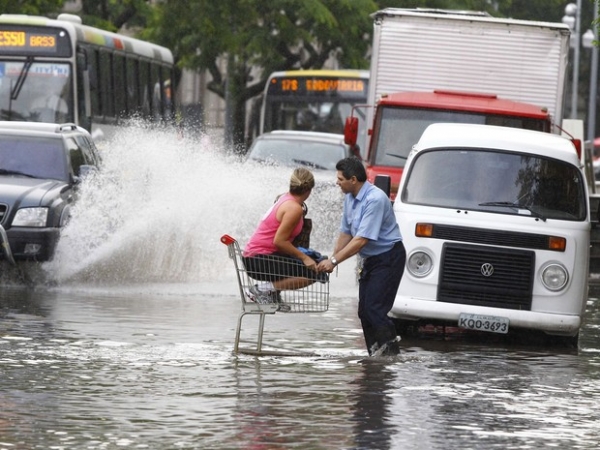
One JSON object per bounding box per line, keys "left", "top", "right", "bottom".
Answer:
{"left": 366, "top": 9, "right": 571, "bottom": 139}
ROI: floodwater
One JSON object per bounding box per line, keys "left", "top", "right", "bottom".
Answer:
{"left": 1, "top": 124, "right": 600, "bottom": 449}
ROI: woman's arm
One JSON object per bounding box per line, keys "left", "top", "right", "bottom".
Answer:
{"left": 273, "top": 201, "right": 316, "bottom": 269}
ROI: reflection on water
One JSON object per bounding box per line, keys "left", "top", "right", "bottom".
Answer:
{"left": 351, "top": 360, "right": 396, "bottom": 450}
{"left": 1, "top": 124, "right": 600, "bottom": 449}
{"left": 1, "top": 284, "right": 600, "bottom": 449}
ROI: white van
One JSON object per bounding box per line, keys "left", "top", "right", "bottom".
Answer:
{"left": 392, "top": 123, "right": 590, "bottom": 347}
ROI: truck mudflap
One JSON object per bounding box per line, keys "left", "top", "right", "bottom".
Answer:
{"left": 0, "top": 224, "right": 16, "bottom": 266}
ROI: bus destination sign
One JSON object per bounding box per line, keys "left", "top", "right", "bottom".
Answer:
{"left": 0, "top": 26, "right": 71, "bottom": 57}
{"left": 269, "top": 76, "right": 368, "bottom": 98}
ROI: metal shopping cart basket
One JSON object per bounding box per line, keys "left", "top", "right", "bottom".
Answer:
{"left": 221, "top": 234, "right": 330, "bottom": 355}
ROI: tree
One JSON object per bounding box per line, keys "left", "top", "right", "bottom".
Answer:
{"left": 0, "top": 0, "right": 64, "bottom": 14}
{"left": 146, "top": 0, "right": 378, "bottom": 151}
{"left": 79, "top": 0, "right": 152, "bottom": 32}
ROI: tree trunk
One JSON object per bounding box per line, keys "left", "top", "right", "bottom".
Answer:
{"left": 224, "top": 60, "right": 248, "bottom": 153}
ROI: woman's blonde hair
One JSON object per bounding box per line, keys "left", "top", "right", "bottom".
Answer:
{"left": 289, "top": 167, "right": 315, "bottom": 195}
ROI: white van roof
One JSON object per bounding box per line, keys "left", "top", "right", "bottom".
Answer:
{"left": 413, "top": 123, "right": 578, "bottom": 163}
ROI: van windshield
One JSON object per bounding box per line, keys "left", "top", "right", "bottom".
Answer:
{"left": 402, "top": 149, "right": 587, "bottom": 221}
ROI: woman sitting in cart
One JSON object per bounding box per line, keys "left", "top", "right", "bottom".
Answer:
{"left": 242, "top": 167, "right": 328, "bottom": 304}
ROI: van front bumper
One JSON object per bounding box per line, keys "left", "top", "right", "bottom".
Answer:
{"left": 390, "top": 297, "right": 581, "bottom": 336}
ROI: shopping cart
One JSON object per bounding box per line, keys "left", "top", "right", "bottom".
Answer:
{"left": 221, "top": 234, "right": 330, "bottom": 355}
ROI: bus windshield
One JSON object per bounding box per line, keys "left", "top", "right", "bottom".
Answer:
{"left": 0, "top": 60, "right": 73, "bottom": 123}
{"left": 260, "top": 71, "right": 369, "bottom": 135}
{"left": 264, "top": 100, "right": 354, "bottom": 134}
{"left": 402, "top": 149, "right": 587, "bottom": 221}
{"left": 371, "top": 107, "right": 549, "bottom": 168}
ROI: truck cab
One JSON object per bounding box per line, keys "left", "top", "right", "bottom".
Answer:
{"left": 344, "top": 90, "right": 553, "bottom": 200}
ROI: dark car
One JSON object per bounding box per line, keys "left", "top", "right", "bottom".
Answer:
{"left": 246, "top": 130, "right": 356, "bottom": 171}
{"left": 0, "top": 121, "right": 100, "bottom": 263}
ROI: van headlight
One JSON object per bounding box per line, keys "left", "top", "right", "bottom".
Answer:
{"left": 407, "top": 251, "right": 433, "bottom": 277}
{"left": 13, "top": 208, "right": 48, "bottom": 227}
{"left": 541, "top": 263, "right": 569, "bottom": 291}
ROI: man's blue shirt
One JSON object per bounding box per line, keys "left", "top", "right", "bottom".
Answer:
{"left": 340, "top": 182, "right": 402, "bottom": 257}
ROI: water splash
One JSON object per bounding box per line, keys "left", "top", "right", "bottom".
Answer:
{"left": 42, "top": 122, "right": 343, "bottom": 285}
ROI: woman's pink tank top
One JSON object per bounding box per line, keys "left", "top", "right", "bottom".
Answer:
{"left": 243, "top": 193, "right": 303, "bottom": 257}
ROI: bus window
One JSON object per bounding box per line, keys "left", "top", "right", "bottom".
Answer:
{"left": 30, "top": 69, "right": 70, "bottom": 123}
{"left": 126, "top": 58, "right": 139, "bottom": 115}
{"left": 138, "top": 61, "right": 151, "bottom": 117}
{"left": 99, "top": 50, "right": 114, "bottom": 120}
{"left": 161, "top": 66, "right": 173, "bottom": 119}
{"left": 86, "top": 47, "right": 101, "bottom": 119}
{"left": 150, "top": 63, "right": 161, "bottom": 120}
{"left": 113, "top": 54, "right": 126, "bottom": 119}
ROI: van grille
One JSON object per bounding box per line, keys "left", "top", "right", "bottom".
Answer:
{"left": 438, "top": 243, "right": 534, "bottom": 310}
{"left": 0, "top": 204, "right": 7, "bottom": 224}
{"left": 431, "top": 224, "right": 555, "bottom": 251}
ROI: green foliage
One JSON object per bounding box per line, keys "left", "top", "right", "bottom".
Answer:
{"left": 144, "top": 0, "right": 378, "bottom": 146}
{"left": 373, "top": 0, "right": 582, "bottom": 21}
{"left": 0, "top": 0, "right": 64, "bottom": 15}
{"left": 496, "top": 0, "right": 584, "bottom": 23}
{"left": 148, "top": 0, "right": 377, "bottom": 89}
{"left": 80, "top": 0, "right": 152, "bottom": 32}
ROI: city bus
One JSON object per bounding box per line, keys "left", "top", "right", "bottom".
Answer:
{"left": 259, "top": 69, "right": 369, "bottom": 137}
{"left": 0, "top": 13, "right": 175, "bottom": 140}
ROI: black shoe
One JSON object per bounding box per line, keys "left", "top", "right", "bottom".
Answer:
{"left": 370, "top": 337, "right": 401, "bottom": 357}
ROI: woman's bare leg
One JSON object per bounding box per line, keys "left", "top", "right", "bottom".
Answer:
{"left": 272, "top": 277, "right": 315, "bottom": 291}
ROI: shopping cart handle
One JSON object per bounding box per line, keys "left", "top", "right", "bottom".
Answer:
{"left": 220, "top": 234, "right": 237, "bottom": 245}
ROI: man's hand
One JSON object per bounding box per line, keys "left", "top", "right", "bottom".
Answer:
{"left": 317, "top": 259, "right": 335, "bottom": 273}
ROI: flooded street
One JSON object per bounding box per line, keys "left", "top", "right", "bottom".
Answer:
{"left": 1, "top": 125, "right": 600, "bottom": 449}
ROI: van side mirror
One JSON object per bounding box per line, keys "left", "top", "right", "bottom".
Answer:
{"left": 374, "top": 174, "right": 391, "bottom": 198}
{"left": 344, "top": 116, "right": 358, "bottom": 146}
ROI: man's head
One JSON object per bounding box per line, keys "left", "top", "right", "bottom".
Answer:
{"left": 335, "top": 157, "right": 366, "bottom": 195}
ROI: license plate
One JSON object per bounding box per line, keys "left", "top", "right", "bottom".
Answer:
{"left": 458, "top": 313, "right": 509, "bottom": 334}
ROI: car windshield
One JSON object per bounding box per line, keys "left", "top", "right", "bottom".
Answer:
{"left": 248, "top": 138, "right": 347, "bottom": 171}
{"left": 0, "top": 136, "right": 68, "bottom": 181}
{"left": 402, "top": 148, "right": 587, "bottom": 221}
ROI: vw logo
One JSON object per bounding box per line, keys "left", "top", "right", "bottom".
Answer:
{"left": 481, "top": 263, "right": 494, "bottom": 277}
